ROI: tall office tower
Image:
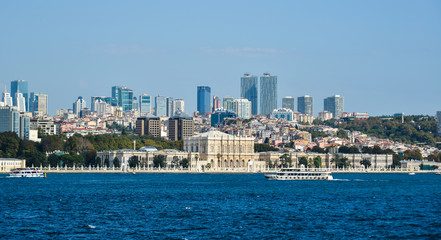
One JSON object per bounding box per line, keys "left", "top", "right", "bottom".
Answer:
{"left": 240, "top": 73, "right": 258, "bottom": 115}
{"left": 197, "top": 86, "right": 211, "bottom": 114}
{"left": 282, "top": 96, "right": 295, "bottom": 112}
{"left": 223, "top": 97, "right": 234, "bottom": 112}
{"left": 437, "top": 111, "right": 441, "bottom": 136}
{"left": 212, "top": 96, "right": 221, "bottom": 112}
{"left": 260, "top": 73, "right": 277, "bottom": 115}
{"left": 11, "top": 80, "right": 28, "bottom": 111}
{"left": 233, "top": 98, "right": 252, "bottom": 119}
{"left": 104, "top": 97, "right": 117, "bottom": 106}
{"left": 135, "top": 115, "right": 161, "bottom": 137}
{"left": 15, "top": 92, "right": 26, "bottom": 112}
{"left": 90, "top": 96, "right": 105, "bottom": 112}
{"left": 111, "top": 86, "right": 134, "bottom": 112}
{"left": 30, "top": 92, "right": 48, "bottom": 115}
{"left": 166, "top": 97, "right": 174, "bottom": 117}
{"left": 324, "top": 95, "right": 344, "bottom": 118}
{"left": 298, "top": 95, "right": 313, "bottom": 115}
{"left": 0, "top": 106, "right": 29, "bottom": 139}
{"left": 2, "top": 90, "right": 13, "bottom": 107}
{"left": 155, "top": 95, "right": 167, "bottom": 117}
{"left": 132, "top": 97, "right": 138, "bottom": 110}
{"left": 73, "top": 96, "right": 86, "bottom": 115}
{"left": 139, "top": 94, "right": 152, "bottom": 115}
{"left": 174, "top": 99, "right": 185, "bottom": 114}
{"left": 168, "top": 113, "right": 194, "bottom": 141}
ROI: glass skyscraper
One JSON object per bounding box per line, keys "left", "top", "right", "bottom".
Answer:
{"left": 282, "top": 96, "right": 295, "bottom": 111}
{"left": 240, "top": 73, "right": 258, "bottom": 115}
{"left": 298, "top": 95, "right": 313, "bottom": 115}
{"left": 324, "top": 95, "right": 344, "bottom": 118}
{"left": 197, "top": 86, "right": 211, "bottom": 114}
{"left": 155, "top": 95, "right": 167, "bottom": 117}
{"left": 260, "top": 73, "right": 277, "bottom": 115}
{"left": 139, "top": 94, "right": 151, "bottom": 115}
{"left": 11, "top": 80, "right": 28, "bottom": 111}
{"left": 112, "top": 86, "right": 134, "bottom": 112}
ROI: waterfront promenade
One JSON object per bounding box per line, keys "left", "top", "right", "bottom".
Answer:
{"left": 1, "top": 165, "right": 437, "bottom": 174}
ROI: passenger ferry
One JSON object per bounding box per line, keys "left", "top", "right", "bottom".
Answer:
{"left": 8, "top": 168, "right": 44, "bottom": 178}
{"left": 265, "top": 168, "right": 333, "bottom": 180}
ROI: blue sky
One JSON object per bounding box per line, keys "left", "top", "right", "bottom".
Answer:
{"left": 1, "top": 0, "right": 440, "bottom": 116}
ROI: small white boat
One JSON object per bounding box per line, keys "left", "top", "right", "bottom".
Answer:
{"left": 265, "top": 168, "right": 333, "bottom": 180}
{"left": 408, "top": 172, "right": 415, "bottom": 175}
{"left": 8, "top": 168, "right": 44, "bottom": 178}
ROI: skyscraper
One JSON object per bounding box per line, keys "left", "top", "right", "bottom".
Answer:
{"left": 223, "top": 97, "right": 234, "bottom": 112}
{"left": 155, "top": 95, "right": 167, "bottom": 117}
{"left": 233, "top": 98, "right": 252, "bottom": 119}
{"left": 0, "top": 106, "right": 29, "bottom": 140}
{"left": 212, "top": 96, "right": 221, "bottom": 112}
{"left": 324, "top": 95, "right": 344, "bottom": 118}
{"left": 139, "top": 94, "right": 152, "bottom": 115}
{"left": 174, "top": 99, "right": 185, "bottom": 114}
{"left": 112, "top": 86, "right": 134, "bottom": 112}
{"left": 30, "top": 92, "right": 48, "bottom": 115}
{"left": 197, "top": 86, "right": 211, "bottom": 114}
{"left": 14, "top": 92, "right": 26, "bottom": 112}
{"left": 240, "top": 73, "right": 258, "bottom": 115}
{"left": 166, "top": 97, "right": 174, "bottom": 117}
{"left": 90, "top": 96, "right": 105, "bottom": 112}
{"left": 282, "top": 96, "right": 295, "bottom": 112}
{"left": 11, "top": 80, "right": 28, "bottom": 111}
{"left": 298, "top": 95, "right": 313, "bottom": 115}
{"left": 260, "top": 73, "right": 277, "bottom": 115}
{"left": 135, "top": 115, "right": 161, "bottom": 137}
{"left": 2, "top": 90, "right": 13, "bottom": 107}
{"left": 73, "top": 96, "right": 86, "bottom": 115}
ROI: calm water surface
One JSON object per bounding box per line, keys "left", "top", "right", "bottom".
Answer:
{"left": 1, "top": 173, "right": 440, "bottom": 239}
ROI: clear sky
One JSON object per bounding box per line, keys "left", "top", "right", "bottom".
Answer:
{"left": 1, "top": 0, "right": 440, "bottom": 116}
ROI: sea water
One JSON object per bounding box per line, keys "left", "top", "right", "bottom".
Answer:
{"left": 1, "top": 173, "right": 440, "bottom": 239}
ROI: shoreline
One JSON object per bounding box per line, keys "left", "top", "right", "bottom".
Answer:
{"left": 1, "top": 170, "right": 438, "bottom": 174}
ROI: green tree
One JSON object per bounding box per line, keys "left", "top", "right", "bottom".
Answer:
{"left": 279, "top": 154, "right": 292, "bottom": 167}
{"left": 128, "top": 156, "right": 139, "bottom": 168}
{"left": 333, "top": 154, "right": 350, "bottom": 168}
{"left": 360, "top": 159, "right": 371, "bottom": 168}
{"left": 254, "top": 143, "right": 279, "bottom": 152}
{"left": 0, "top": 132, "right": 21, "bottom": 158}
{"left": 310, "top": 146, "right": 326, "bottom": 153}
{"left": 337, "top": 129, "right": 348, "bottom": 139}
{"left": 104, "top": 158, "right": 110, "bottom": 168}
{"left": 299, "top": 156, "right": 308, "bottom": 167}
{"left": 153, "top": 155, "right": 167, "bottom": 168}
{"left": 180, "top": 158, "right": 189, "bottom": 168}
{"left": 113, "top": 157, "right": 120, "bottom": 168}
{"left": 313, "top": 156, "right": 322, "bottom": 168}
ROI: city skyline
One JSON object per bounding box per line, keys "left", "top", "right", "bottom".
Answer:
{"left": 0, "top": 1, "right": 439, "bottom": 116}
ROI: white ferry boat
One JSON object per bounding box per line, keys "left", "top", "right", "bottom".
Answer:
{"left": 8, "top": 168, "right": 44, "bottom": 178}
{"left": 265, "top": 168, "right": 333, "bottom": 180}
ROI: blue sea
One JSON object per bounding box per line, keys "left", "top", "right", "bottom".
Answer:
{"left": 1, "top": 173, "right": 440, "bottom": 239}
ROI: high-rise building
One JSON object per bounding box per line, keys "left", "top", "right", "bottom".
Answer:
{"left": 73, "top": 96, "right": 86, "bottom": 116}
{"left": 174, "top": 99, "right": 185, "bottom": 115}
{"left": 168, "top": 113, "right": 194, "bottom": 141}
{"left": 132, "top": 97, "right": 139, "bottom": 111}
{"left": 298, "top": 95, "right": 313, "bottom": 116}
{"left": 112, "top": 86, "right": 134, "bottom": 112}
{"left": 0, "top": 106, "right": 29, "bottom": 140}
{"left": 30, "top": 92, "right": 48, "bottom": 115}
{"left": 135, "top": 114, "right": 161, "bottom": 137}
{"left": 260, "top": 73, "right": 277, "bottom": 115}
{"left": 233, "top": 98, "right": 252, "bottom": 119}
{"left": 14, "top": 92, "right": 26, "bottom": 112}
{"left": 139, "top": 94, "right": 152, "bottom": 115}
{"left": 240, "top": 74, "right": 258, "bottom": 115}
{"left": 282, "top": 96, "right": 295, "bottom": 112}
{"left": 223, "top": 97, "right": 234, "bottom": 112}
{"left": 211, "top": 109, "right": 236, "bottom": 127}
{"left": 197, "top": 86, "right": 211, "bottom": 114}
{"left": 166, "top": 97, "right": 174, "bottom": 117}
{"left": 91, "top": 96, "right": 105, "bottom": 112}
{"left": 324, "top": 95, "right": 344, "bottom": 118}
{"left": 155, "top": 95, "right": 167, "bottom": 117}
{"left": 2, "top": 89, "right": 13, "bottom": 107}
{"left": 437, "top": 111, "right": 441, "bottom": 136}
{"left": 11, "top": 80, "right": 28, "bottom": 111}
{"left": 212, "top": 96, "right": 221, "bottom": 112}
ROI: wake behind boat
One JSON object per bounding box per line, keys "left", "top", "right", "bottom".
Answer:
{"left": 8, "top": 168, "right": 44, "bottom": 178}
{"left": 265, "top": 168, "right": 333, "bottom": 180}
